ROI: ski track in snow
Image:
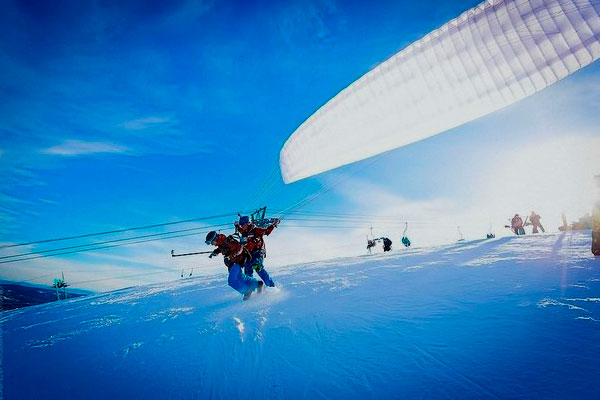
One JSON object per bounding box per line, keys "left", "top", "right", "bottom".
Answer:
{"left": 537, "top": 298, "right": 587, "bottom": 311}
{"left": 2, "top": 231, "right": 600, "bottom": 399}
{"left": 24, "top": 315, "right": 124, "bottom": 348}
{"left": 142, "top": 306, "right": 195, "bottom": 323}
{"left": 565, "top": 297, "right": 600, "bottom": 302}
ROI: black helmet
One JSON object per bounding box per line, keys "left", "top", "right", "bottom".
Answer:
{"left": 205, "top": 231, "right": 217, "bottom": 245}
{"left": 238, "top": 215, "right": 250, "bottom": 226}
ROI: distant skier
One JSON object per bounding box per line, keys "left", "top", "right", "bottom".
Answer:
{"left": 382, "top": 237, "right": 392, "bottom": 252}
{"left": 234, "top": 215, "right": 279, "bottom": 287}
{"left": 206, "top": 231, "right": 263, "bottom": 300}
{"left": 511, "top": 214, "right": 526, "bottom": 235}
{"left": 528, "top": 211, "right": 545, "bottom": 234}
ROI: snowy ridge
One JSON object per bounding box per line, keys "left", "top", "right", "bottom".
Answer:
{"left": 2, "top": 231, "right": 600, "bottom": 399}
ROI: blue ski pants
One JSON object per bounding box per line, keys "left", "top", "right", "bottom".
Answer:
{"left": 244, "top": 250, "right": 275, "bottom": 287}
{"left": 228, "top": 264, "right": 259, "bottom": 295}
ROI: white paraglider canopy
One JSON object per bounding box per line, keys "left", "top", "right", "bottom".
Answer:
{"left": 280, "top": 0, "right": 600, "bottom": 183}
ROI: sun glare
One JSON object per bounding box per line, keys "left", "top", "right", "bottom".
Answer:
{"left": 484, "top": 136, "right": 600, "bottom": 230}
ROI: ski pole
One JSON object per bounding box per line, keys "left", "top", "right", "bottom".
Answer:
{"left": 171, "top": 250, "right": 212, "bottom": 257}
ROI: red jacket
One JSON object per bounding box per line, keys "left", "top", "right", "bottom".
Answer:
{"left": 511, "top": 216, "right": 523, "bottom": 228}
{"left": 211, "top": 234, "right": 250, "bottom": 266}
{"left": 239, "top": 223, "right": 276, "bottom": 253}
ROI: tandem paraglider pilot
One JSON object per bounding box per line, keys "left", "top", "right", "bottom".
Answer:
{"left": 206, "top": 231, "right": 264, "bottom": 300}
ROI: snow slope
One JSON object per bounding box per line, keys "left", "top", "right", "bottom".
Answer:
{"left": 2, "top": 232, "right": 599, "bottom": 399}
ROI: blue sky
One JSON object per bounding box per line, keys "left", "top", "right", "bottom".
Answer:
{"left": 1, "top": 0, "right": 599, "bottom": 290}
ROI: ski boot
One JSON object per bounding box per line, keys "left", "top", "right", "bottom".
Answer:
{"left": 257, "top": 281, "right": 265, "bottom": 294}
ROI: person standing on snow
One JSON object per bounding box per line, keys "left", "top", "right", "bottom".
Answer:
{"left": 528, "top": 211, "right": 545, "bottom": 234}
{"left": 206, "top": 231, "right": 263, "bottom": 300}
{"left": 234, "top": 216, "right": 279, "bottom": 287}
{"left": 511, "top": 214, "right": 525, "bottom": 235}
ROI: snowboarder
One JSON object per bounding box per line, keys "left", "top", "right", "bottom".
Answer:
{"left": 511, "top": 214, "right": 525, "bottom": 235}
{"left": 382, "top": 237, "right": 392, "bottom": 252}
{"left": 234, "top": 215, "right": 278, "bottom": 287}
{"left": 528, "top": 211, "right": 545, "bottom": 234}
{"left": 206, "top": 231, "right": 263, "bottom": 300}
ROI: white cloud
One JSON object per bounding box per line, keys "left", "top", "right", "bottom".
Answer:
{"left": 256, "top": 177, "right": 464, "bottom": 269}
{"left": 41, "top": 140, "right": 128, "bottom": 156}
{"left": 326, "top": 175, "right": 465, "bottom": 243}
{"left": 120, "top": 116, "right": 172, "bottom": 130}
{"left": 310, "top": 133, "right": 600, "bottom": 249}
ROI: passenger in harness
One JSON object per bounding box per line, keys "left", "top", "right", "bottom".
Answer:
{"left": 235, "top": 215, "right": 279, "bottom": 287}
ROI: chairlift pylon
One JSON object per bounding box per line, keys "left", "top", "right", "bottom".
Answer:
{"left": 52, "top": 271, "right": 69, "bottom": 300}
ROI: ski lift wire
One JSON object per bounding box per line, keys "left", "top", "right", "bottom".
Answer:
{"left": 0, "top": 212, "right": 240, "bottom": 249}
{"left": 0, "top": 230, "right": 218, "bottom": 265}
{"left": 0, "top": 222, "right": 231, "bottom": 261}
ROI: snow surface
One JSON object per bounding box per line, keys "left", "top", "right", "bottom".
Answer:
{"left": 2, "top": 231, "right": 600, "bottom": 399}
